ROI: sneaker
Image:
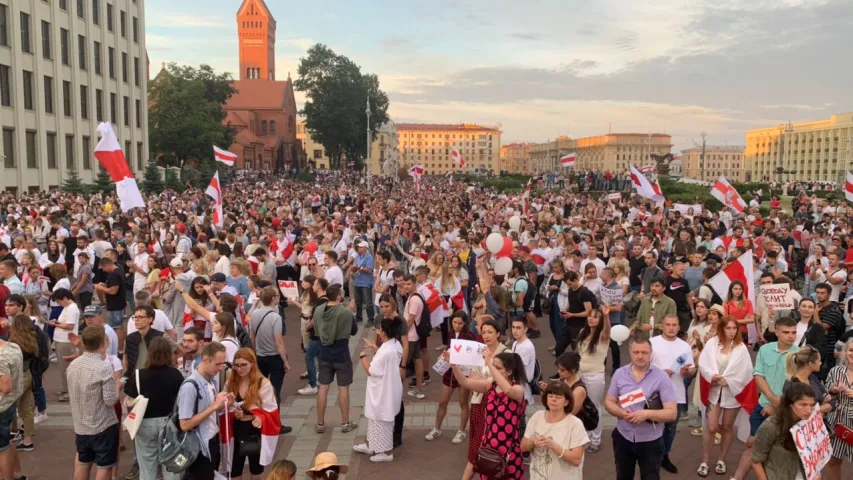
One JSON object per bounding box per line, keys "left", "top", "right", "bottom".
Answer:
{"left": 49, "top": 352, "right": 57, "bottom": 363}
{"left": 352, "top": 443, "right": 374, "bottom": 455}
{"left": 423, "top": 373, "right": 432, "bottom": 384}
{"left": 57, "top": 394, "right": 69, "bottom": 403}
{"left": 123, "top": 463, "right": 140, "bottom": 479}
{"left": 297, "top": 386, "right": 318, "bottom": 395}
{"left": 425, "top": 428, "right": 442, "bottom": 441}
{"left": 370, "top": 452, "right": 394, "bottom": 463}
{"left": 11, "top": 430, "right": 22, "bottom": 445}
{"left": 409, "top": 377, "right": 417, "bottom": 388}
{"left": 585, "top": 444, "right": 601, "bottom": 453}
{"left": 528, "top": 329, "right": 542, "bottom": 339}
{"left": 280, "top": 425, "right": 293, "bottom": 434}
{"left": 661, "top": 455, "right": 678, "bottom": 474}
{"left": 452, "top": 430, "right": 467, "bottom": 444}
{"left": 299, "top": 372, "right": 309, "bottom": 380}
{"left": 407, "top": 388, "right": 425, "bottom": 399}
{"left": 33, "top": 413, "right": 48, "bottom": 425}
{"left": 315, "top": 424, "right": 326, "bottom": 434}
{"left": 17, "top": 442, "right": 33, "bottom": 452}
{"left": 341, "top": 421, "right": 358, "bottom": 433}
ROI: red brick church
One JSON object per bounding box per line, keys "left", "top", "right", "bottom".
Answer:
{"left": 223, "top": 0, "right": 302, "bottom": 171}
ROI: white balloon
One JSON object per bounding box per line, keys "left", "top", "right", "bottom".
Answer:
{"left": 494, "top": 257, "right": 513, "bottom": 275}
{"left": 611, "top": 325, "right": 630, "bottom": 345}
{"left": 486, "top": 233, "right": 504, "bottom": 254}
{"left": 508, "top": 215, "right": 521, "bottom": 231}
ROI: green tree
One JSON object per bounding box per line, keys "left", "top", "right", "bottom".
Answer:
{"left": 141, "top": 162, "right": 164, "bottom": 194}
{"left": 61, "top": 166, "right": 86, "bottom": 194}
{"left": 294, "top": 44, "right": 390, "bottom": 170}
{"left": 164, "top": 168, "right": 184, "bottom": 193}
{"left": 92, "top": 168, "right": 113, "bottom": 193}
{"left": 149, "top": 63, "right": 237, "bottom": 169}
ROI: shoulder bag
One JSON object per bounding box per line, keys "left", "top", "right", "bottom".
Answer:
{"left": 123, "top": 369, "right": 149, "bottom": 440}
{"left": 474, "top": 447, "right": 508, "bottom": 479}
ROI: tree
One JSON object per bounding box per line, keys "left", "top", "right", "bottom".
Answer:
{"left": 141, "top": 161, "right": 164, "bottom": 194}
{"left": 148, "top": 63, "right": 237, "bottom": 169}
{"left": 164, "top": 169, "right": 184, "bottom": 193}
{"left": 92, "top": 168, "right": 113, "bottom": 193}
{"left": 61, "top": 166, "right": 86, "bottom": 194}
{"left": 294, "top": 44, "right": 390, "bottom": 170}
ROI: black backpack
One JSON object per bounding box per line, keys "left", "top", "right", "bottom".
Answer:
{"left": 412, "top": 293, "right": 432, "bottom": 339}
{"left": 235, "top": 323, "right": 253, "bottom": 349}
{"left": 31, "top": 327, "right": 51, "bottom": 378}
{"left": 515, "top": 278, "right": 534, "bottom": 312}
{"left": 570, "top": 381, "right": 600, "bottom": 431}
{"left": 702, "top": 283, "right": 723, "bottom": 306}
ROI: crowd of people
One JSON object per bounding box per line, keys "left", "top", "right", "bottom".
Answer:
{"left": 0, "top": 167, "right": 851, "bottom": 480}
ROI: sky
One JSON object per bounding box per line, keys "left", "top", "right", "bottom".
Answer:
{"left": 145, "top": 0, "right": 852, "bottom": 153}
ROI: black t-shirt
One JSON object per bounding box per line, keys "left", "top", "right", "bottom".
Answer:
{"left": 105, "top": 268, "right": 127, "bottom": 311}
{"left": 629, "top": 257, "right": 645, "bottom": 287}
{"left": 123, "top": 366, "right": 184, "bottom": 418}
{"left": 665, "top": 275, "right": 690, "bottom": 312}
{"left": 63, "top": 236, "right": 77, "bottom": 270}
{"left": 568, "top": 287, "right": 596, "bottom": 314}
{"left": 778, "top": 236, "right": 795, "bottom": 255}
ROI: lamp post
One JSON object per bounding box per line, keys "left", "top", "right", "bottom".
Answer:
{"left": 366, "top": 96, "right": 372, "bottom": 188}
{"left": 691, "top": 132, "right": 707, "bottom": 182}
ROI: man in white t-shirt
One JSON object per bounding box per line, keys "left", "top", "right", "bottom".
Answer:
{"left": 323, "top": 251, "right": 344, "bottom": 288}
{"left": 48, "top": 288, "right": 79, "bottom": 402}
{"left": 510, "top": 317, "right": 536, "bottom": 404}
{"left": 126, "top": 290, "right": 177, "bottom": 340}
{"left": 649, "top": 315, "right": 695, "bottom": 475}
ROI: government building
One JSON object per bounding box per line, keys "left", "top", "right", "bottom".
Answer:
{"left": 522, "top": 133, "right": 671, "bottom": 174}
{"left": 0, "top": 0, "right": 149, "bottom": 194}
{"left": 680, "top": 145, "right": 745, "bottom": 182}
{"left": 398, "top": 123, "right": 501, "bottom": 174}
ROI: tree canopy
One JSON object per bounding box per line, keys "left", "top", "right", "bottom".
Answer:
{"left": 294, "top": 44, "right": 390, "bottom": 170}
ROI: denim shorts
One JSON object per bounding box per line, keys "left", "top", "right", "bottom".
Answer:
{"left": 106, "top": 310, "right": 124, "bottom": 329}
{"left": 0, "top": 403, "right": 17, "bottom": 452}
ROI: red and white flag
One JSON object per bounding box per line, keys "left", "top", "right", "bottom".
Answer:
{"left": 451, "top": 148, "right": 465, "bottom": 167}
{"left": 219, "top": 380, "right": 281, "bottom": 471}
{"left": 845, "top": 172, "right": 853, "bottom": 203}
{"left": 205, "top": 171, "right": 224, "bottom": 228}
{"left": 213, "top": 145, "right": 237, "bottom": 167}
{"left": 639, "top": 164, "right": 656, "bottom": 174}
{"left": 708, "top": 250, "right": 755, "bottom": 304}
{"left": 531, "top": 248, "right": 549, "bottom": 266}
{"left": 409, "top": 164, "right": 424, "bottom": 193}
{"left": 699, "top": 337, "right": 758, "bottom": 442}
{"left": 271, "top": 233, "right": 296, "bottom": 262}
{"left": 418, "top": 283, "right": 450, "bottom": 329}
{"left": 710, "top": 176, "right": 746, "bottom": 213}
{"left": 629, "top": 165, "right": 665, "bottom": 203}
{"left": 560, "top": 152, "right": 576, "bottom": 168}
{"left": 94, "top": 122, "right": 145, "bottom": 212}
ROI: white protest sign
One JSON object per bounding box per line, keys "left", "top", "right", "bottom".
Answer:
{"left": 433, "top": 357, "right": 451, "bottom": 376}
{"left": 599, "top": 285, "right": 623, "bottom": 307}
{"left": 790, "top": 406, "right": 833, "bottom": 480}
{"left": 277, "top": 280, "right": 299, "bottom": 299}
{"left": 673, "top": 203, "right": 703, "bottom": 215}
{"left": 607, "top": 192, "right": 621, "bottom": 201}
{"left": 760, "top": 284, "right": 794, "bottom": 310}
{"left": 449, "top": 339, "right": 487, "bottom": 367}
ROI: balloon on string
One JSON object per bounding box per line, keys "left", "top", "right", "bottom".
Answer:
{"left": 486, "top": 233, "right": 504, "bottom": 254}
{"left": 497, "top": 237, "right": 513, "bottom": 258}
{"left": 494, "top": 257, "right": 513, "bottom": 275}
{"left": 508, "top": 215, "right": 521, "bottom": 231}
{"left": 611, "top": 325, "right": 630, "bottom": 345}
{"left": 305, "top": 242, "right": 318, "bottom": 254}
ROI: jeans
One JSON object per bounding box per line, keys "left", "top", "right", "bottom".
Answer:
{"left": 258, "top": 354, "right": 285, "bottom": 407}
{"left": 612, "top": 429, "right": 664, "bottom": 480}
{"left": 135, "top": 416, "right": 180, "bottom": 480}
{"left": 304, "top": 338, "right": 320, "bottom": 388}
{"left": 548, "top": 296, "right": 564, "bottom": 342}
{"left": 33, "top": 382, "right": 46, "bottom": 413}
{"left": 353, "top": 286, "right": 375, "bottom": 324}
{"left": 17, "top": 371, "right": 34, "bottom": 437}
{"left": 533, "top": 274, "right": 544, "bottom": 318}
{"left": 662, "top": 404, "right": 684, "bottom": 455}
{"left": 77, "top": 292, "right": 93, "bottom": 311}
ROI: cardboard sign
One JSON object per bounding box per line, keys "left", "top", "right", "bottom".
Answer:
{"left": 599, "top": 285, "right": 623, "bottom": 306}
{"left": 673, "top": 203, "right": 703, "bottom": 215}
{"left": 277, "top": 280, "right": 299, "bottom": 299}
{"left": 607, "top": 192, "right": 621, "bottom": 201}
{"left": 448, "top": 339, "right": 487, "bottom": 367}
{"left": 790, "top": 406, "right": 832, "bottom": 480}
{"left": 760, "top": 284, "right": 794, "bottom": 310}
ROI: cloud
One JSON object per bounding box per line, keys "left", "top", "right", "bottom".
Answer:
{"left": 760, "top": 104, "right": 827, "bottom": 112}
{"left": 379, "top": 36, "right": 416, "bottom": 50}
{"left": 147, "top": 14, "right": 230, "bottom": 29}
{"left": 279, "top": 37, "right": 315, "bottom": 51}
{"left": 508, "top": 33, "right": 542, "bottom": 42}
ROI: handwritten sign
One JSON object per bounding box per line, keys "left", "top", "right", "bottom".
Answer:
{"left": 433, "top": 357, "right": 451, "bottom": 376}
{"left": 277, "top": 280, "right": 299, "bottom": 299}
{"left": 599, "top": 285, "right": 623, "bottom": 307}
{"left": 448, "top": 339, "right": 487, "bottom": 367}
{"left": 790, "top": 406, "right": 832, "bottom": 480}
{"left": 760, "top": 284, "right": 793, "bottom": 310}
{"left": 673, "top": 204, "right": 703, "bottom": 215}
{"left": 607, "top": 192, "right": 621, "bottom": 201}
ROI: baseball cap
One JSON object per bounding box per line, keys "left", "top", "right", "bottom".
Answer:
{"left": 176, "top": 224, "right": 187, "bottom": 233}
{"left": 357, "top": 241, "right": 368, "bottom": 248}
{"left": 83, "top": 305, "right": 102, "bottom": 317}
{"left": 169, "top": 256, "right": 185, "bottom": 268}
{"left": 519, "top": 246, "right": 531, "bottom": 254}
{"left": 211, "top": 272, "right": 227, "bottom": 283}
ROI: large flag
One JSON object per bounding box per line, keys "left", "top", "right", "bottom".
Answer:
{"left": 205, "top": 171, "right": 224, "bottom": 228}
{"left": 219, "top": 380, "right": 281, "bottom": 471}
{"left": 213, "top": 145, "right": 237, "bottom": 167}
{"left": 698, "top": 336, "right": 757, "bottom": 443}
{"left": 94, "top": 122, "right": 145, "bottom": 212}
{"left": 629, "top": 165, "right": 665, "bottom": 203}
{"left": 711, "top": 176, "right": 747, "bottom": 212}
{"left": 560, "top": 152, "right": 576, "bottom": 168}
{"left": 845, "top": 172, "right": 853, "bottom": 203}
{"left": 418, "top": 282, "right": 450, "bottom": 329}
{"left": 451, "top": 148, "right": 466, "bottom": 167}
{"left": 409, "top": 164, "right": 424, "bottom": 193}
{"left": 639, "top": 164, "right": 656, "bottom": 174}
{"left": 708, "top": 250, "right": 755, "bottom": 304}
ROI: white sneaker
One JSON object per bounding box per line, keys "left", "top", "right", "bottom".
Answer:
{"left": 353, "top": 443, "right": 374, "bottom": 455}
{"left": 49, "top": 351, "right": 57, "bottom": 363}
{"left": 425, "top": 428, "right": 442, "bottom": 441}
{"left": 452, "top": 430, "right": 467, "bottom": 444}
{"left": 297, "top": 386, "right": 318, "bottom": 395}
{"left": 370, "top": 452, "right": 394, "bottom": 462}
{"left": 33, "top": 412, "right": 48, "bottom": 425}
{"left": 407, "top": 388, "right": 425, "bottom": 399}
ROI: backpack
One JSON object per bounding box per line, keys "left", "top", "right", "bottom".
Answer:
{"left": 31, "top": 327, "right": 50, "bottom": 378}
{"left": 412, "top": 293, "right": 432, "bottom": 339}
{"left": 514, "top": 278, "right": 534, "bottom": 312}
{"left": 158, "top": 379, "right": 202, "bottom": 474}
{"left": 235, "top": 323, "right": 253, "bottom": 349}
{"left": 529, "top": 359, "right": 543, "bottom": 396}
{"left": 570, "top": 381, "right": 600, "bottom": 431}
{"left": 702, "top": 283, "right": 723, "bottom": 306}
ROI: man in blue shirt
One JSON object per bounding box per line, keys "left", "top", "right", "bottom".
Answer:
{"left": 352, "top": 241, "right": 375, "bottom": 326}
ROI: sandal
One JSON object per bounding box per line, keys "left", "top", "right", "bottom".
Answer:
{"left": 697, "top": 463, "right": 709, "bottom": 478}
{"left": 715, "top": 460, "right": 726, "bottom": 475}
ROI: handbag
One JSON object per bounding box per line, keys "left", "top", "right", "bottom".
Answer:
{"left": 237, "top": 430, "right": 262, "bottom": 456}
{"left": 833, "top": 407, "right": 853, "bottom": 446}
{"left": 474, "top": 447, "right": 508, "bottom": 479}
{"left": 123, "top": 370, "right": 149, "bottom": 440}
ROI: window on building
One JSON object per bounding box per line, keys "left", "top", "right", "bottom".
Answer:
{"left": 46, "top": 132, "right": 57, "bottom": 169}
{"left": 0, "top": 65, "right": 9, "bottom": 106}
{"left": 107, "top": 47, "right": 114, "bottom": 78}
{"left": 78, "top": 35, "right": 87, "bottom": 70}
{"left": 60, "top": 0, "right": 68, "bottom": 9}
{"left": 109, "top": 93, "right": 116, "bottom": 123}
{"left": 93, "top": 41, "right": 101, "bottom": 75}
{"left": 261, "top": 120, "right": 268, "bottom": 136}
{"left": 65, "top": 134, "right": 75, "bottom": 169}
{"left": 123, "top": 95, "right": 129, "bottom": 126}
{"left": 120, "top": 11, "right": 126, "bottom": 37}
{"left": 133, "top": 57, "right": 139, "bottom": 86}
{"left": 26, "top": 130, "right": 37, "bottom": 168}
{"left": 135, "top": 99, "right": 141, "bottom": 127}
{"left": 137, "top": 142, "right": 143, "bottom": 171}
{"left": 92, "top": 0, "right": 100, "bottom": 25}
{"left": 95, "top": 88, "right": 103, "bottom": 121}
{"left": 270, "top": 121, "right": 276, "bottom": 134}
{"left": 132, "top": 17, "right": 138, "bottom": 42}
{"left": 43, "top": 76, "right": 54, "bottom": 114}
{"left": 121, "top": 52, "right": 127, "bottom": 82}
{"left": 41, "top": 21, "right": 52, "bottom": 59}
{"left": 20, "top": 12, "right": 31, "bottom": 53}
{"left": 0, "top": 4, "right": 7, "bottom": 47}
{"left": 82, "top": 136, "right": 91, "bottom": 169}
{"left": 125, "top": 140, "right": 132, "bottom": 172}
{"left": 22, "top": 70, "right": 34, "bottom": 110}
{"left": 60, "top": 28, "right": 69, "bottom": 65}
{"left": 2, "top": 128, "right": 13, "bottom": 167}
{"left": 106, "top": 3, "right": 113, "bottom": 31}
{"left": 80, "top": 85, "right": 89, "bottom": 119}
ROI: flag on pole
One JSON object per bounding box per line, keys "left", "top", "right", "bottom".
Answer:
{"left": 94, "top": 122, "right": 146, "bottom": 212}
{"left": 845, "top": 172, "right": 853, "bottom": 203}
{"left": 408, "top": 164, "right": 424, "bottom": 176}
{"left": 710, "top": 176, "right": 747, "bottom": 213}
{"left": 560, "top": 152, "right": 576, "bottom": 168}
{"left": 708, "top": 250, "right": 755, "bottom": 304}
{"left": 451, "top": 148, "right": 465, "bottom": 167}
{"left": 213, "top": 145, "right": 237, "bottom": 167}
{"left": 205, "top": 171, "right": 224, "bottom": 228}
{"left": 629, "top": 165, "right": 665, "bottom": 203}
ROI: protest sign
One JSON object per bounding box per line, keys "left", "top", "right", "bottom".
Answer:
{"left": 673, "top": 203, "right": 703, "bottom": 215}
{"left": 790, "top": 406, "right": 832, "bottom": 480}
{"left": 599, "top": 285, "right": 623, "bottom": 306}
{"left": 433, "top": 357, "right": 451, "bottom": 376}
{"left": 607, "top": 192, "right": 621, "bottom": 201}
{"left": 760, "top": 284, "right": 794, "bottom": 310}
{"left": 278, "top": 280, "right": 299, "bottom": 299}
{"left": 449, "top": 339, "right": 487, "bottom": 367}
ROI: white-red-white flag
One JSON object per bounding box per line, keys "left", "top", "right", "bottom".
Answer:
{"left": 451, "top": 148, "right": 465, "bottom": 167}
{"left": 219, "top": 380, "right": 280, "bottom": 471}
{"left": 708, "top": 250, "right": 755, "bottom": 304}
{"left": 94, "top": 122, "right": 145, "bottom": 212}
{"left": 213, "top": 145, "right": 237, "bottom": 167}
{"left": 205, "top": 171, "right": 224, "bottom": 228}
{"left": 408, "top": 164, "right": 424, "bottom": 176}
{"left": 845, "top": 172, "right": 853, "bottom": 203}
{"left": 639, "top": 164, "right": 656, "bottom": 174}
{"left": 629, "top": 165, "right": 665, "bottom": 203}
{"left": 560, "top": 152, "right": 576, "bottom": 168}
{"left": 710, "top": 176, "right": 746, "bottom": 213}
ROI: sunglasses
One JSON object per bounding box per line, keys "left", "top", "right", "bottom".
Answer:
{"left": 233, "top": 363, "right": 251, "bottom": 369}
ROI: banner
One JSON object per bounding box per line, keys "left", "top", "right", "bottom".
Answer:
{"left": 607, "top": 192, "right": 621, "bottom": 201}
{"left": 790, "top": 406, "right": 832, "bottom": 480}
{"left": 448, "top": 339, "right": 487, "bottom": 367}
{"left": 277, "top": 280, "right": 299, "bottom": 299}
{"left": 673, "top": 203, "right": 703, "bottom": 215}
{"left": 760, "top": 284, "right": 794, "bottom": 310}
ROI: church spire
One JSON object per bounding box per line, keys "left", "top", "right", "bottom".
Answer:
{"left": 236, "top": 0, "right": 277, "bottom": 81}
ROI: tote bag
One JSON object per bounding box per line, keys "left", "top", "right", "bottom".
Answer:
{"left": 123, "top": 370, "right": 149, "bottom": 440}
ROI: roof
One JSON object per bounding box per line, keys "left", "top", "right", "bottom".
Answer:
{"left": 225, "top": 80, "right": 289, "bottom": 110}
{"left": 681, "top": 145, "right": 745, "bottom": 153}
{"left": 397, "top": 123, "right": 501, "bottom": 132}
{"left": 236, "top": 128, "right": 263, "bottom": 145}
{"left": 606, "top": 133, "right": 671, "bottom": 138}
{"left": 237, "top": 0, "right": 273, "bottom": 19}
{"left": 225, "top": 111, "right": 248, "bottom": 127}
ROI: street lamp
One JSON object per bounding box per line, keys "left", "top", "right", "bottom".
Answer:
{"left": 366, "top": 96, "right": 372, "bottom": 188}
{"left": 691, "top": 132, "right": 707, "bottom": 181}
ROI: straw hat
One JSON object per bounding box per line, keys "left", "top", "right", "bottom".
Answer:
{"left": 306, "top": 452, "right": 348, "bottom": 477}
{"left": 709, "top": 304, "right": 726, "bottom": 316}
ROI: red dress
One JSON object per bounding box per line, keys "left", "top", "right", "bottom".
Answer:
{"left": 478, "top": 383, "right": 526, "bottom": 480}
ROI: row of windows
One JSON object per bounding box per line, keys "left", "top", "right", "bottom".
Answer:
{"left": 2, "top": 127, "right": 144, "bottom": 173}
{"left": 0, "top": 64, "right": 142, "bottom": 127}
{"left": 0, "top": 3, "right": 139, "bottom": 51}
{"left": 401, "top": 133, "right": 494, "bottom": 140}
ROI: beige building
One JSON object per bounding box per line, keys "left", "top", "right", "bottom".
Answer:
{"left": 0, "top": 0, "right": 149, "bottom": 195}
{"left": 296, "top": 120, "right": 328, "bottom": 169}
{"left": 366, "top": 120, "right": 398, "bottom": 176}
{"left": 398, "top": 123, "right": 501, "bottom": 174}
{"left": 499, "top": 142, "right": 531, "bottom": 173}
{"left": 528, "top": 136, "right": 573, "bottom": 173}
{"left": 526, "top": 133, "right": 671, "bottom": 173}
{"left": 669, "top": 158, "right": 682, "bottom": 177}
{"left": 681, "top": 146, "right": 745, "bottom": 182}
{"left": 746, "top": 113, "right": 853, "bottom": 184}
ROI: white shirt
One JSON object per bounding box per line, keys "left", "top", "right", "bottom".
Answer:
{"left": 650, "top": 335, "right": 694, "bottom": 404}
{"left": 133, "top": 252, "right": 150, "bottom": 292}
{"left": 324, "top": 265, "right": 344, "bottom": 287}
{"left": 214, "top": 256, "right": 231, "bottom": 277}
{"left": 54, "top": 303, "right": 80, "bottom": 343}
{"left": 127, "top": 309, "right": 175, "bottom": 335}
{"left": 512, "top": 337, "right": 537, "bottom": 403}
